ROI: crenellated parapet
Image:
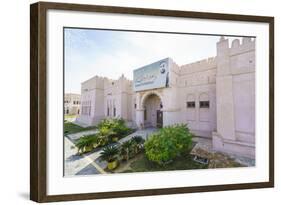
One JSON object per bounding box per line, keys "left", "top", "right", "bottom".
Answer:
{"left": 230, "top": 37, "right": 255, "bottom": 56}
{"left": 217, "top": 36, "right": 255, "bottom": 76}
{"left": 179, "top": 57, "right": 217, "bottom": 75}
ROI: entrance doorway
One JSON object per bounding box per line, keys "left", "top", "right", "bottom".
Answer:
{"left": 142, "top": 93, "right": 162, "bottom": 128}
{"left": 156, "top": 110, "right": 163, "bottom": 128}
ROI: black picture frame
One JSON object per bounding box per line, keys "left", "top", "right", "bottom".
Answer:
{"left": 30, "top": 1, "right": 274, "bottom": 202}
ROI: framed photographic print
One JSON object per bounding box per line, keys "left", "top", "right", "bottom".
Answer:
{"left": 30, "top": 1, "right": 274, "bottom": 202}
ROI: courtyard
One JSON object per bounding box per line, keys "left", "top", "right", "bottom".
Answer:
{"left": 64, "top": 120, "right": 255, "bottom": 176}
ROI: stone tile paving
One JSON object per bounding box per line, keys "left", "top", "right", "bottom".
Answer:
{"left": 64, "top": 137, "right": 97, "bottom": 176}
{"left": 94, "top": 156, "right": 108, "bottom": 170}
{"left": 76, "top": 164, "right": 100, "bottom": 175}
{"left": 64, "top": 128, "right": 159, "bottom": 176}
{"left": 119, "top": 127, "right": 158, "bottom": 143}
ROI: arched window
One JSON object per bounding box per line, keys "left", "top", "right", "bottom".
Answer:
{"left": 186, "top": 94, "right": 195, "bottom": 108}
{"left": 199, "top": 93, "right": 209, "bottom": 108}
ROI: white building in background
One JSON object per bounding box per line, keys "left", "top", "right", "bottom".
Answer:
{"left": 64, "top": 93, "right": 81, "bottom": 115}
{"left": 76, "top": 37, "right": 255, "bottom": 158}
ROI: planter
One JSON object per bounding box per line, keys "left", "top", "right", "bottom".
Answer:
{"left": 107, "top": 160, "right": 118, "bottom": 170}
{"left": 112, "top": 137, "right": 119, "bottom": 142}
{"left": 92, "top": 143, "right": 99, "bottom": 149}
{"left": 84, "top": 145, "right": 92, "bottom": 153}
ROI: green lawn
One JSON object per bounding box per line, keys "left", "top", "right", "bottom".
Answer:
{"left": 64, "top": 122, "right": 96, "bottom": 135}
{"left": 64, "top": 114, "right": 77, "bottom": 119}
{"left": 120, "top": 152, "right": 208, "bottom": 173}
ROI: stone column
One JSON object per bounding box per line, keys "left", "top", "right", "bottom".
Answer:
{"left": 135, "top": 109, "right": 144, "bottom": 129}
{"left": 214, "top": 37, "right": 236, "bottom": 141}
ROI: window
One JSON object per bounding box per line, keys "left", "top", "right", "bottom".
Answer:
{"left": 107, "top": 107, "right": 109, "bottom": 116}
{"left": 134, "top": 104, "right": 137, "bottom": 109}
{"left": 187, "top": 101, "right": 195, "bottom": 108}
{"left": 187, "top": 94, "right": 195, "bottom": 108}
{"left": 200, "top": 101, "right": 209, "bottom": 108}
{"left": 113, "top": 107, "right": 116, "bottom": 117}
{"left": 160, "top": 103, "right": 163, "bottom": 108}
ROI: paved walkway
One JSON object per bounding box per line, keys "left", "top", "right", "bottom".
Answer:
{"left": 64, "top": 128, "right": 158, "bottom": 176}
{"left": 119, "top": 127, "right": 158, "bottom": 143}
{"left": 64, "top": 137, "right": 106, "bottom": 176}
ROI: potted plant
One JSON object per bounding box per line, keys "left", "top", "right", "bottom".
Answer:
{"left": 75, "top": 135, "right": 97, "bottom": 154}
{"left": 100, "top": 145, "right": 120, "bottom": 170}
{"left": 111, "top": 135, "right": 119, "bottom": 142}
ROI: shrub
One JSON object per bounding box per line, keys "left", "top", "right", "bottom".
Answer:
{"left": 97, "top": 126, "right": 115, "bottom": 146}
{"left": 97, "top": 118, "right": 131, "bottom": 139}
{"left": 100, "top": 145, "right": 119, "bottom": 162}
{"left": 144, "top": 124, "right": 193, "bottom": 165}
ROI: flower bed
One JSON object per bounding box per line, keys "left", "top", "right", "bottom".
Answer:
{"left": 75, "top": 118, "right": 134, "bottom": 154}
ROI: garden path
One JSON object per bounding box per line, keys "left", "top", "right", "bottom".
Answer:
{"left": 119, "top": 127, "right": 158, "bottom": 143}
{"left": 64, "top": 128, "right": 159, "bottom": 176}
{"left": 64, "top": 137, "right": 106, "bottom": 176}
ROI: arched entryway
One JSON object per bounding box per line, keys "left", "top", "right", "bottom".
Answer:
{"left": 141, "top": 93, "right": 163, "bottom": 128}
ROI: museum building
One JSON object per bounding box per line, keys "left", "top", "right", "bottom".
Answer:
{"left": 64, "top": 93, "right": 81, "bottom": 115}
{"left": 76, "top": 37, "right": 255, "bottom": 158}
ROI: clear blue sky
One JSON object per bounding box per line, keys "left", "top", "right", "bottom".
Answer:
{"left": 64, "top": 28, "right": 239, "bottom": 94}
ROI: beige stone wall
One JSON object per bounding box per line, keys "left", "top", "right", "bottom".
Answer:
{"left": 134, "top": 57, "right": 218, "bottom": 136}
{"left": 76, "top": 75, "right": 135, "bottom": 127}
{"left": 212, "top": 37, "right": 255, "bottom": 158}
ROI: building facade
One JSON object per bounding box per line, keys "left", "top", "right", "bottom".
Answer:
{"left": 64, "top": 93, "right": 81, "bottom": 115}
{"left": 76, "top": 37, "right": 255, "bottom": 158}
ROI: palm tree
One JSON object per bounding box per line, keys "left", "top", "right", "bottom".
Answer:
{"left": 100, "top": 145, "right": 120, "bottom": 170}
{"left": 100, "top": 145, "right": 119, "bottom": 162}
{"left": 131, "top": 136, "right": 145, "bottom": 153}
{"left": 120, "top": 140, "right": 133, "bottom": 161}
